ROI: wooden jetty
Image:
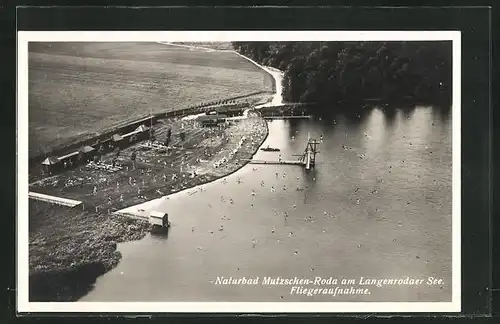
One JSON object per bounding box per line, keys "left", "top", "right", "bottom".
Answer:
{"left": 244, "top": 135, "right": 320, "bottom": 170}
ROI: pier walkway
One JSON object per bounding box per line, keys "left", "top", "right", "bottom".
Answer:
{"left": 243, "top": 159, "right": 304, "bottom": 166}
{"left": 29, "top": 191, "right": 83, "bottom": 207}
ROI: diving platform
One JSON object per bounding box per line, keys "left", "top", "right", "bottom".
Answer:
{"left": 245, "top": 135, "right": 320, "bottom": 170}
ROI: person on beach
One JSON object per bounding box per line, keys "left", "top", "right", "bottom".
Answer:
{"left": 271, "top": 186, "right": 275, "bottom": 192}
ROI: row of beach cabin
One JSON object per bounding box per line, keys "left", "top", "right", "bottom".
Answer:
{"left": 41, "top": 125, "right": 150, "bottom": 174}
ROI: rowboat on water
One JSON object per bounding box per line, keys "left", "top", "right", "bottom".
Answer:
{"left": 260, "top": 146, "right": 280, "bottom": 152}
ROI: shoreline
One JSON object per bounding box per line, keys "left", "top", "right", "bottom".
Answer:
{"left": 118, "top": 117, "right": 270, "bottom": 216}
{"left": 29, "top": 118, "right": 270, "bottom": 302}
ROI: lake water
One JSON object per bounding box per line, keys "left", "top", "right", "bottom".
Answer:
{"left": 81, "top": 105, "right": 453, "bottom": 302}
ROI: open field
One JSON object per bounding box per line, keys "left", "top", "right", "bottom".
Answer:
{"left": 28, "top": 42, "right": 274, "bottom": 158}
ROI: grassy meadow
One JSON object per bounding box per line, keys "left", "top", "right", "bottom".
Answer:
{"left": 28, "top": 42, "right": 273, "bottom": 158}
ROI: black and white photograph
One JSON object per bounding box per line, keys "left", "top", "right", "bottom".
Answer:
{"left": 17, "top": 31, "right": 461, "bottom": 313}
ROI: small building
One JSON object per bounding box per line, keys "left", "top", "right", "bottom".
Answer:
{"left": 134, "top": 125, "right": 149, "bottom": 133}
{"left": 197, "top": 114, "right": 227, "bottom": 127}
{"left": 41, "top": 156, "right": 61, "bottom": 173}
{"left": 215, "top": 103, "right": 250, "bottom": 116}
{"left": 112, "top": 133, "right": 123, "bottom": 143}
{"left": 78, "top": 145, "right": 96, "bottom": 162}
{"left": 57, "top": 151, "right": 80, "bottom": 168}
{"left": 149, "top": 211, "right": 170, "bottom": 228}
{"left": 122, "top": 124, "right": 150, "bottom": 144}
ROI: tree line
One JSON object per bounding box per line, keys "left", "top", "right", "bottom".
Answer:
{"left": 232, "top": 41, "right": 452, "bottom": 108}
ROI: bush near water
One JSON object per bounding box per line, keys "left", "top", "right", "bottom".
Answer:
{"left": 29, "top": 200, "right": 151, "bottom": 301}
{"left": 232, "top": 41, "right": 452, "bottom": 107}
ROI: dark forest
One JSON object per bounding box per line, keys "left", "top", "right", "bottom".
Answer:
{"left": 232, "top": 41, "right": 452, "bottom": 108}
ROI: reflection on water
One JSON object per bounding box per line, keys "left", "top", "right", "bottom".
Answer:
{"left": 81, "top": 106, "right": 452, "bottom": 303}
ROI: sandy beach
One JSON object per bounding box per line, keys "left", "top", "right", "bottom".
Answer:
{"left": 28, "top": 116, "right": 269, "bottom": 301}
